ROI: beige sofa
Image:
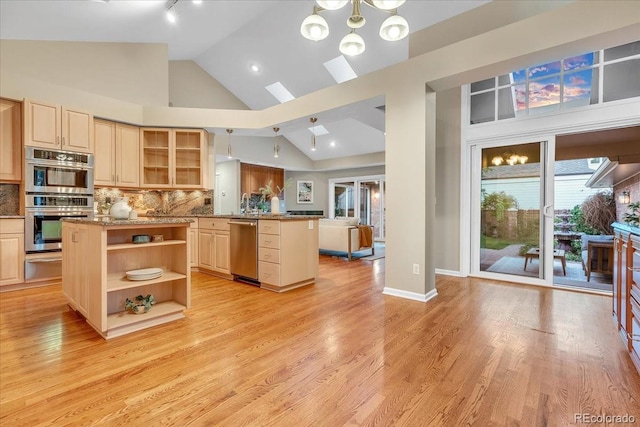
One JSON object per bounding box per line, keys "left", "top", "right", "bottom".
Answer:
{"left": 319, "top": 217, "right": 374, "bottom": 260}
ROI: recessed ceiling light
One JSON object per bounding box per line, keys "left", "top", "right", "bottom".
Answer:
{"left": 250, "top": 64, "right": 260, "bottom": 72}
{"left": 265, "top": 82, "right": 295, "bottom": 103}
{"left": 166, "top": 8, "right": 176, "bottom": 23}
{"left": 330, "top": 141, "right": 336, "bottom": 147}
{"left": 192, "top": 0, "right": 202, "bottom": 4}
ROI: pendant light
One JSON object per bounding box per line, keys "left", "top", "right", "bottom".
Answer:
{"left": 273, "top": 127, "right": 280, "bottom": 158}
{"left": 310, "top": 117, "right": 317, "bottom": 151}
{"left": 226, "top": 128, "right": 233, "bottom": 159}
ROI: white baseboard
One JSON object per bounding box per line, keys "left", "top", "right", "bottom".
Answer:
{"left": 435, "top": 268, "right": 465, "bottom": 277}
{"left": 382, "top": 287, "right": 438, "bottom": 303}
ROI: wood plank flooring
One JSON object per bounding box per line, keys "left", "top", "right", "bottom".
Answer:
{"left": 1, "top": 255, "right": 639, "bottom": 426}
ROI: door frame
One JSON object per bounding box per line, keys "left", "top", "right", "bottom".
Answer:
{"left": 469, "top": 135, "right": 556, "bottom": 287}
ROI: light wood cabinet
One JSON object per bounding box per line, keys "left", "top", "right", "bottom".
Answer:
{"left": 23, "top": 99, "right": 93, "bottom": 153}
{"left": 0, "top": 99, "right": 22, "bottom": 182}
{"left": 0, "top": 219, "right": 25, "bottom": 287}
{"left": 62, "top": 222, "right": 89, "bottom": 316}
{"left": 258, "top": 219, "right": 318, "bottom": 292}
{"left": 140, "top": 128, "right": 207, "bottom": 189}
{"left": 240, "top": 163, "right": 284, "bottom": 195}
{"left": 198, "top": 218, "right": 231, "bottom": 278}
{"left": 62, "top": 220, "right": 190, "bottom": 339}
{"left": 94, "top": 119, "right": 140, "bottom": 188}
{"left": 612, "top": 223, "right": 640, "bottom": 374}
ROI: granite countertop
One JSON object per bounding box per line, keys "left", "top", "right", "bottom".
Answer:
{"left": 63, "top": 218, "right": 194, "bottom": 226}
{"left": 144, "top": 214, "right": 324, "bottom": 220}
{"left": 0, "top": 215, "right": 25, "bottom": 219}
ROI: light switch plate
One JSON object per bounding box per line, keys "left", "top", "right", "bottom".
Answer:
{"left": 308, "top": 220, "right": 314, "bottom": 229}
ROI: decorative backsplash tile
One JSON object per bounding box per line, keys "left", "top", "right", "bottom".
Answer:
{"left": 0, "top": 184, "right": 20, "bottom": 215}
{"left": 94, "top": 189, "right": 213, "bottom": 216}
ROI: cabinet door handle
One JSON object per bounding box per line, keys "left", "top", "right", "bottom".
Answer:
{"left": 56, "top": 136, "right": 60, "bottom": 146}
{"left": 264, "top": 240, "right": 271, "bottom": 244}
{"left": 62, "top": 136, "right": 65, "bottom": 146}
{"left": 72, "top": 231, "right": 78, "bottom": 243}
{"left": 116, "top": 175, "right": 119, "bottom": 182}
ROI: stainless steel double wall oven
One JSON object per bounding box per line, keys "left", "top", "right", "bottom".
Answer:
{"left": 24, "top": 147, "right": 94, "bottom": 279}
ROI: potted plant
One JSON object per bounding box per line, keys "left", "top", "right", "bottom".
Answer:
{"left": 624, "top": 201, "right": 640, "bottom": 227}
{"left": 125, "top": 294, "right": 156, "bottom": 314}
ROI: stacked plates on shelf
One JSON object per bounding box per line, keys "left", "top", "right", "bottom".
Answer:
{"left": 126, "top": 267, "right": 163, "bottom": 281}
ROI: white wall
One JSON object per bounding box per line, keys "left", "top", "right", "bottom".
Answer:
{"left": 214, "top": 160, "right": 240, "bottom": 214}
{"left": 169, "top": 60, "right": 250, "bottom": 110}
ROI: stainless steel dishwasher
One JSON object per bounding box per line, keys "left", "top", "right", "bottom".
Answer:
{"left": 230, "top": 219, "right": 259, "bottom": 284}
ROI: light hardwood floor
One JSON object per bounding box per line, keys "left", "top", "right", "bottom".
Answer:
{"left": 1, "top": 255, "right": 639, "bottom": 426}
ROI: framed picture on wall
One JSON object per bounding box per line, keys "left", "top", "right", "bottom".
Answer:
{"left": 297, "top": 180, "right": 313, "bottom": 204}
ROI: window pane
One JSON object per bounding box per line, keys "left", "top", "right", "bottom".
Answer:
{"left": 563, "top": 68, "right": 597, "bottom": 108}
{"left": 529, "top": 76, "right": 560, "bottom": 115}
{"left": 471, "top": 78, "right": 495, "bottom": 93}
{"left": 513, "top": 84, "right": 527, "bottom": 117}
{"left": 528, "top": 61, "right": 561, "bottom": 79}
{"left": 512, "top": 69, "right": 527, "bottom": 84}
{"left": 563, "top": 52, "right": 595, "bottom": 71}
{"left": 604, "top": 41, "right": 640, "bottom": 61}
{"left": 498, "top": 74, "right": 511, "bottom": 86}
{"left": 604, "top": 59, "right": 640, "bottom": 102}
{"left": 498, "top": 87, "right": 516, "bottom": 120}
{"left": 470, "top": 91, "right": 495, "bottom": 124}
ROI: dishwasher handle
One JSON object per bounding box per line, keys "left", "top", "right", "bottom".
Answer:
{"left": 230, "top": 221, "right": 257, "bottom": 226}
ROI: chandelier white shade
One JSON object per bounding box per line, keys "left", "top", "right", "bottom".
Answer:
{"left": 316, "top": 0, "right": 349, "bottom": 10}
{"left": 226, "top": 128, "right": 233, "bottom": 159}
{"left": 339, "top": 32, "right": 365, "bottom": 56}
{"left": 301, "top": 13, "right": 329, "bottom": 41}
{"left": 273, "top": 127, "right": 280, "bottom": 158}
{"left": 301, "top": 0, "right": 409, "bottom": 56}
{"left": 372, "top": 0, "right": 405, "bottom": 10}
{"left": 379, "top": 14, "right": 409, "bottom": 41}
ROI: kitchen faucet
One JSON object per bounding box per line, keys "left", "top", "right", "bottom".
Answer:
{"left": 241, "top": 193, "right": 249, "bottom": 213}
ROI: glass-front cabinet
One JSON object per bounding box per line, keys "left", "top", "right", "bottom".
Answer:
{"left": 140, "top": 128, "right": 207, "bottom": 189}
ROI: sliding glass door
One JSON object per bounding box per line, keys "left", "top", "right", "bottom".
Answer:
{"left": 471, "top": 139, "right": 556, "bottom": 285}
{"left": 330, "top": 175, "right": 386, "bottom": 242}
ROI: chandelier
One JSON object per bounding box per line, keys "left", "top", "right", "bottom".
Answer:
{"left": 491, "top": 153, "right": 528, "bottom": 166}
{"left": 300, "top": 0, "right": 409, "bottom": 56}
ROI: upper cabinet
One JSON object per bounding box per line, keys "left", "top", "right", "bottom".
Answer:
{"left": 0, "top": 98, "right": 22, "bottom": 182}
{"left": 140, "top": 128, "right": 207, "bottom": 189}
{"left": 241, "top": 163, "right": 284, "bottom": 195}
{"left": 23, "top": 99, "right": 93, "bottom": 153}
{"left": 94, "top": 119, "right": 140, "bottom": 188}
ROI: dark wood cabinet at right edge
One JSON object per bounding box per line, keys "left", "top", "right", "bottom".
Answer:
{"left": 612, "top": 222, "right": 640, "bottom": 374}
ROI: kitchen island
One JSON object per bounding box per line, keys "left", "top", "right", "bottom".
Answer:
{"left": 62, "top": 218, "right": 192, "bottom": 339}
{"left": 148, "top": 214, "right": 320, "bottom": 292}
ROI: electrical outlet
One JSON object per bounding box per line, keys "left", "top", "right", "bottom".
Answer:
{"left": 413, "top": 264, "right": 419, "bottom": 275}
{"left": 308, "top": 220, "right": 314, "bottom": 230}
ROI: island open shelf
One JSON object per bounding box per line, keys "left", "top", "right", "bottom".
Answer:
{"left": 62, "top": 219, "right": 191, "bottom": 339}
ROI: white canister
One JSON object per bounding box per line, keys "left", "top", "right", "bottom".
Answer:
{"left": 270, "top": 196, "right": 280, "bottom": 214}
{"left": 110, "top": 197, "right": 132, "bottom": 220}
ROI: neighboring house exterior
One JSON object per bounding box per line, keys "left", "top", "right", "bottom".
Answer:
{"left": 482, "top": 159, "right": 608, "bottom": 210}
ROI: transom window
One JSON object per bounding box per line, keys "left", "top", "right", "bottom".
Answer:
{"left": 469, "top": 41, "right": 640, "bottom": 125}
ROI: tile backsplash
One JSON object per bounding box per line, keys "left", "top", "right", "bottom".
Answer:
{"left": 0, "top": 184, "right": 20, "bottom": 215}
{"left": 95, "top": 189, "right": 213, "bottom": 216}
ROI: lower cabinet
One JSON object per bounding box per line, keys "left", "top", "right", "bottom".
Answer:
{"left": 62, "top": 222, "right": 88, "bottom": 316}
{"left": 612, "top": 223, "right": 640, "bottom": 374}
{"left": 258, "top": 219, "right": 318, "bottom": 292}
{"left": 0, "top": 218, "right": 25, "bottom": 287}
{"left": 62, "top": 221, "right": 191, "bottom": 339}
{"left": 198, "top": 218, "right": 231, "bottom": 278}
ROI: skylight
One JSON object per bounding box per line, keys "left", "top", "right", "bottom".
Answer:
{"left": 265, "top": 82, "right": 295, "bottom": 103}
{"left": 323, "top": 55, "right": 358, "bottom": 84}
{"left": 308, "top": 125, "right": 329, "bottom": 136}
